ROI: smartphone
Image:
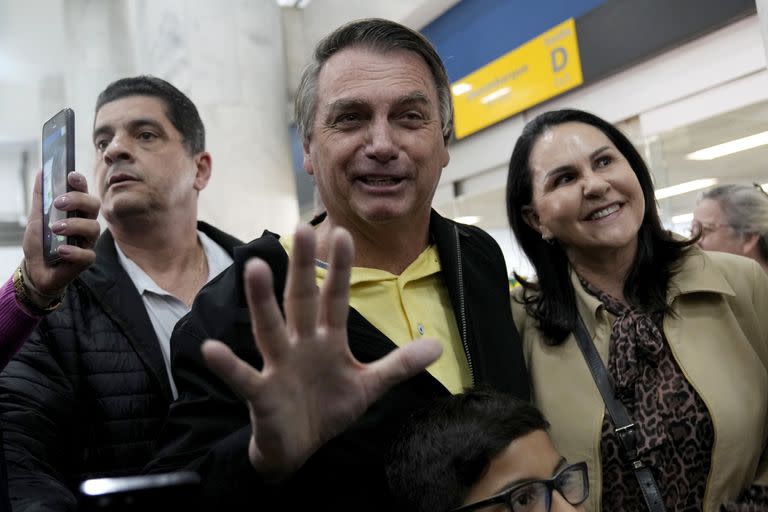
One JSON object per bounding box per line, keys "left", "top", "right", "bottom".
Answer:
{"left": 41, "top": 108, "right": 76, "bottom": 265}
{"left": 78, "top": 471, "right": 201, "bottom": 511}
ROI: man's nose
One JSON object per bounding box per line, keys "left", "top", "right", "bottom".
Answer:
{"left": 364, "top": 119, "right": 398, "bottom": 163}
{"left": 103, "top": 135, "right": 134, "bottom": 166}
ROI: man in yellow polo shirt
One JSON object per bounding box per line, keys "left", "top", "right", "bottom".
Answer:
{"left": 279, "top": 235, "right": 470, "bottom": 394}
{"left": 150, "top": 18, "right": 529, "bottom": 511}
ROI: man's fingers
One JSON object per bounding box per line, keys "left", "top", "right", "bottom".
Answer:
{"left": 67, "top": 171, "right": 89, "bottom": 193}
{"left": 283, "top": 225, "right": 319, "bottom": 338}
{"left": 57, "top": 190, "right": 101, "bottom": 220}
{"left": 56, "top": 245, "right": 97, "bottom": 268}
{"left": 28, "top": 171, "right": 43, "bottom": 221}
{"left": 362, "top": 338, "right": 442, "bottom": 399}
{"left": 202, "top": 339, "right": 263, "bottom": 400}
{"left": 52, "top": 217, "right": 100, "bottom": 248}
{"left": 318, "top": 228, "right": 353, "bottom": 330}
{"left": 243, "top": 258, "right": 290, "bottom": 363}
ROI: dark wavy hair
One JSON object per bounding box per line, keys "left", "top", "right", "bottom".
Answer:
{"left": 386, "top": 388, "right": 548, "bottom": 512}
{"left": 506, "top": 109, "right": 693, "bottom": 343}
{"left": 95, "top": 75, "right": 205, "bottom": 155}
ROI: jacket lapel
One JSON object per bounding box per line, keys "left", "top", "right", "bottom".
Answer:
{"left": 79, "top": 231, "right": 173, "bottom": 402}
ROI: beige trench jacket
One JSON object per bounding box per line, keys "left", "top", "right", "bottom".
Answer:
{"left": 513, "top": 248, "right": 768, "bottom": 511}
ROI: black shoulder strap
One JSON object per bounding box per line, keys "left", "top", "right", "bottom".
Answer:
{"left": 573, "top": 315, "right": 667, "bottom": 512}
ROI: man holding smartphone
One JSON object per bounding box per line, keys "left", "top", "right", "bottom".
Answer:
{"left": 0, "top": 76, "right": 241, "bottom": 511}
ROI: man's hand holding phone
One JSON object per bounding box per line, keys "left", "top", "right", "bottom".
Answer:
{"left": 20, "top": 170, "right": 100, "bottom": 312}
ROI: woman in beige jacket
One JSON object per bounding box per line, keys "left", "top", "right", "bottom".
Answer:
{"left": 507, "top": 109, "right": 768, "bottom": 511}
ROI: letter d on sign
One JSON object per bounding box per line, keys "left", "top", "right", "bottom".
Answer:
{"left": 551, "top": 47, "right": 567, "bottom": 72}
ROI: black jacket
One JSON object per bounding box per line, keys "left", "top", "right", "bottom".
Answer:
{"left": 0, "top": 222, "right": 241, "bottom": 512}
{"left": 149, "top": 211, "right": 529, "bottom": 510}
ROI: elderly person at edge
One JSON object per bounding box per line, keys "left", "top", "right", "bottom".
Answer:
{"left": 693, "top": 183, "right": 768, "bottom": 272}
{"left": 507, "top": 108, "right": 768, "bottom": 511}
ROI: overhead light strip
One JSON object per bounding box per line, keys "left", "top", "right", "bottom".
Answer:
{"left": 686, "top": 130, "right": 768, "bottom": 161}
{"left": 655, "top": 178, "right": 718, "bottom": 200}
{"left": 275, "top": 0, "right": 311, "bottom": 8}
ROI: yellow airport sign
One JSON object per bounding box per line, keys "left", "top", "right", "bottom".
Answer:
{"left": 452, "top": 18, "right": 584, "bottom": 139}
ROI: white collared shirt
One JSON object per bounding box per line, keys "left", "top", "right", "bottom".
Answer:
{"left": 115, "top": 230, "right": 233, "bottom": 399}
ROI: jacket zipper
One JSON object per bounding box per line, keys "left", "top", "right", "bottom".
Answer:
{"left": 454, "top": 226, "right": 475, "bottom": 386}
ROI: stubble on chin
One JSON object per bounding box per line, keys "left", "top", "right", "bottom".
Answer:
{"left": 104, "top": 194, "right": 159, "bottom": 226}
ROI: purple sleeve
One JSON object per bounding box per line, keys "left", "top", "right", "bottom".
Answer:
{"left": 0, "top": 275, "right": 41, "bottom": 370}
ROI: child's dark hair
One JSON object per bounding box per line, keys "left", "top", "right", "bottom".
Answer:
{"left": 386, "top": 388, "right": 548, "bottom": 512}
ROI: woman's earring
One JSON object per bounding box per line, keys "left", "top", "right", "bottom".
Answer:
{"left": 542, "top": 234, "right": 555, "bottom": 245}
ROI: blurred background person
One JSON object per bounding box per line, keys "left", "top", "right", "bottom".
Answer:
{"left": 693, "top": 183, "right": 768, "bottom": 272}
{"left": 507, "top": 109, "right": 768, "bottom": 511}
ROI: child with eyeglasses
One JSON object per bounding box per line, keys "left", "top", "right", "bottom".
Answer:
{"left": 386, "top": 389, "right": 588, "bottom": 512}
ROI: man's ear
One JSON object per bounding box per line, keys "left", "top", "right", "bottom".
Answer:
{"left": 742, "top": 232, "right": 761, "bottom": 258}
{"left": 303, "top": 141, "right": 314, "bottom": 176}
{"left": 193, "top": 152, "right": 212, "bottom": 191}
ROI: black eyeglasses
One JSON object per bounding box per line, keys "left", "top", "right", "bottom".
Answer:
{"left": 451, "top": 461, "right": 589, "bottom": 512}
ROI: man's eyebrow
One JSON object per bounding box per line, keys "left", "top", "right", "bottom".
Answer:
{"left": 324, "top": 98, "right": 368, "bottom": 119}
{"left": 93, "top": 118, "right": 166, "bottom": 141}
{"left": 396, "top": 91, "right": 431, "bottom": 106}
{"left": 324, "top": 92, "right": 432, "bottom": 120}
{"left": 126, "top": 118, "right": 166, "bottom": 132}
{"left": 92, "top": 125, "right": 113, "bottom": 142}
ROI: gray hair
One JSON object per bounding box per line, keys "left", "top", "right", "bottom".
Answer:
{"left": 701, "top": 183, "right": 768, "bottom": 260}
{"left": 294, "top": 18, "right": 454, "bottom": 146}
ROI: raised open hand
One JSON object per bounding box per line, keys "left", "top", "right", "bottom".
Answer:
{"left": 201, "top": 224, "right": 442, "bottom": 480}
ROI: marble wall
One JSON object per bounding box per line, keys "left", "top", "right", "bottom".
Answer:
{"left": 125, "top": 0, "right": 298, "bottom": 240}
{"left": 0, "top": 0, "right": 298, "bottom": 250}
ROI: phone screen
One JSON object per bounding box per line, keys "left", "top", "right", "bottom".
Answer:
{"left": 41, "top": 108, "right": 75, "bottom": 264}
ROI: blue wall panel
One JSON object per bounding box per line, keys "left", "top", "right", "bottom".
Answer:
{"left": 421, "top": 0, "right": 607, "bottom": 82}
